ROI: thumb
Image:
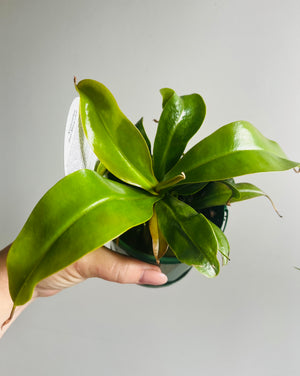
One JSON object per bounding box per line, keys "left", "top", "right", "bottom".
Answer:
{"left": 75, "top": 246, "right": 168, "bottom": 286}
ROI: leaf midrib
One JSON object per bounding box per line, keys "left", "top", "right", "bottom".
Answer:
{"left": 91, "top": 102, "right": 156, "bottom": 189}
{"left": 15, "top": 194, "right": 153, "bottom": 303}
{"left": 162, "top": 200, "right": 218, "bottom": 267}
{"left": 172, "top": 148, "right": 293, "bottom": 182}
{"left": 157, "top": 106, "right": 185, "bottom": 175}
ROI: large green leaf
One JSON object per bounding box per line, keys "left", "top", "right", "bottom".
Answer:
{"left": 164, "top": 121, "right": 300, "bottom": 184}
{"left": 153, "top": 89, "right": 206, "bottom": 181}
{"left": 75, "top": 79, "right": 158, "bottom": 193}
{"left": 7, "top": 169, "right": 160, "bottom": 307}
{"left": 155, "top": 196, "right": 230, "bottom": 277}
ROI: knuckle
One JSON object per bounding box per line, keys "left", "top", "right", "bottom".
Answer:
{"left": 114, "top": 262, "right": 130, "bottom": 284}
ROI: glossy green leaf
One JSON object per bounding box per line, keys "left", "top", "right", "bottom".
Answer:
{"left": 208, "top": 221, "right": 230, "bottom": 266}
{"left": 135, "top": 117, "right": 151, "bottom": 153}
{"left": 186, "top": 182, "right": 233, "bottom": 211}
{"left": 160, "top": 88, "right": 175, "bottom": 108}
{"left": 153, "top": 90, "right": 206, "bottom": 181}
{"left": 156, "top": 196, "right": 229, "bottom": 277}
{"left": 75, "top": 79, "right": 158, "bottom": 193}
{"left": 230, "top": 182, "right": 282, "bottom": 216}
{"left": 188, "top": 180, "right": 281, "bottom": 216}
{"left": 222, "top": 178, "right": 241, "bottom": 200}
{"left": 7, "top": 169, "right": 160, "bottom": 307}
{"left": 164, "top": 121, "right": 300, "bottom": 184}
{"left": 172, "top": 182, "right": 208, "bottom": 196}
{"left": 230, "top": 182, "right": 271, "bottom": 202}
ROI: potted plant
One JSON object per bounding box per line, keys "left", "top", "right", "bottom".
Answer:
{"left": 5, "top": 78, "right": 300, "bottom": 320}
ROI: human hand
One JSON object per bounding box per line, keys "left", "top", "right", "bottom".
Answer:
{"left": 0, "top": 245, "right": 167, "bottom": 336}
{"left": 33, "top": 245, "right": 168, "bottom": 298}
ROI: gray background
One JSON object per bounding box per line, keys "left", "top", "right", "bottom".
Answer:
{"left": 1, "top": 0, "right": 300, "bottom": 375}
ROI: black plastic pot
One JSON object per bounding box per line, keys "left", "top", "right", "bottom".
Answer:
{"left": 111, "top": 205, "right": 228, "bottom": 287}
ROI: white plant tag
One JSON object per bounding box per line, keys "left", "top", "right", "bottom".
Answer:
{"left": 64, "top": 97, "right": 98, "bottom": 175}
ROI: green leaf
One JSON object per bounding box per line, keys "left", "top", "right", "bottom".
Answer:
{"left": 186, "top": 182, "right": 233, "bottom": 211}
{"left": 208, "top": 221, "right": 230, "bottom": 266}
{"left": 75, "top": 79, "right": 158, "bottom": 193}
{"left": 164, "top": 121, "right": 300, "bottom": 184}
{"left": 189, "top": 180, "right": 282, "bottom": 217}
{"left": 172, "top": 182, "right": 208, "bottom": 196}
{"left": 153, "top": 90, "right": 206, "bottom": 181}
{"left": 156, "top": 196, "right": 227, "bottom": 277}
{"left": 230, "top": 182, "right": 270, "bottom": 202}
{"left": 222, "top": 178, "right": 241, "bottom": 200}
{"left": 7, "top": 169, "right": 160, "bottom": 307}
{"left": 135, "top": 117, "right": 151, "bottom": 153}
{"left": 230, "top": 182, "right": 282, "bottom": 216}
{"left": 160, "top": 88, "right": 175, "bottom": 108}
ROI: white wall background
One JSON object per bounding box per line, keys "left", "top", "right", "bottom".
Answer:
{"left": 0, "top": 0, "right": 300, "bottom": 375}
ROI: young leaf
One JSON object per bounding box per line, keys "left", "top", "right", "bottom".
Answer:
{"left": 7, "top": 169, "right": 160, "bottom": 308}
{"left": 155, "top": 196, "right": 225, "bottom": 277}
{"left": 135, "top": 117, "right": 151, "bottom": 153}
{"left": 75, "top": 79, "right": 158, "bottom": 193}
{"left": 153, "top": 90, "right": 206, "bottom": 181}
{"left": 164, "top": 121, "right": 300, "bottom": 184}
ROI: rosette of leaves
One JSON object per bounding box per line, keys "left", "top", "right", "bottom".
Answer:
{"left": 5, "top": 78, "right": 300, "bottom": 322}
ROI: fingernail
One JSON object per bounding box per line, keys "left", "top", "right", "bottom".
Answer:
{"left": 139, "top": 270, "right": 168, "bottom": 285}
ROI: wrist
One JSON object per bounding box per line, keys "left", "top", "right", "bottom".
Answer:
{"left": 0, "top": 244, "right": 33, "bottom": 337}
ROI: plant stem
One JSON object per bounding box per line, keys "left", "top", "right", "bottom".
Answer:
{"left": 155, "top": 172, "right": 186, "bottom": 193}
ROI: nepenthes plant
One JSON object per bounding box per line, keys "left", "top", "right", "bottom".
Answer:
{"left": 4, "top": 78, "right": 300, "bottom": 325}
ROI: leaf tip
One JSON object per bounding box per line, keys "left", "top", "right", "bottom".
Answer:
{"left": 73, "top": 76, "right": 80, "bottom": 93}
{"left": 265, "top": 194, "right": 282, "bottom": 218}
{"left": 1, "top": 305, "right": 16, "bottom": 331}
